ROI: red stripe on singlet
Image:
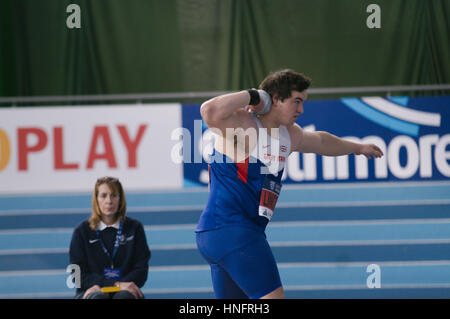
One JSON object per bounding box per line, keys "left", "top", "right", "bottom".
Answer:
{"left": 236, "top": 157, "right": 249, "bottom": 183}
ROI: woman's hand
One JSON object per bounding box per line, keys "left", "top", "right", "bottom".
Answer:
{"left": 83, "top": 284, "right": 101, "bottom": 299}
{"left": 115, "top": 281, "right": 143, "bottom": 299}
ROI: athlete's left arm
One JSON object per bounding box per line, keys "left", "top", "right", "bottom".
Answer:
{"left": 289, "top": 124, "right": 383, "bottom": 159}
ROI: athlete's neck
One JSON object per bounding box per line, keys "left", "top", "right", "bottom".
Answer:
{"left": 258, "top": 115, "right": 281, "bottom": 137}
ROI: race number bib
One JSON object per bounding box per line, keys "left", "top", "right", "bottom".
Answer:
{"left": 258, "top": 174, "right": 282, "bottom": 221}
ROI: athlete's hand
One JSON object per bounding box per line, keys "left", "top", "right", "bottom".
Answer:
{"left": 356, "top": 143, "right": 384, "bottom": 159}
{"left": 245, "top": 90, "right": 272, "bottom": 115}
{"left": 245, "top": 100, "right": 265, "bottom": 113}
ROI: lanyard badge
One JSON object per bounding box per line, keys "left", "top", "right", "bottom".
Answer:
{"left": 96, "top": 220, "right": 124, "bottom": 271}
{"left": 104, "top": 267, "right": 121, "bottom": 281}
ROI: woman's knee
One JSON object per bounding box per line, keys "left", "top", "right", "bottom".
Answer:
{"left": 113, "top": 290, "right": 143, "bottom": 299}
{"left": 85, "top": 291, "right": 109, "bottom": 299}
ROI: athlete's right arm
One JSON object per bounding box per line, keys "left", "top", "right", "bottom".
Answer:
{"left": 200, "top": 91, "right": 264, "bottom": 134}
{"left": 200, "top": 91, "right": 250, "bottom": 132}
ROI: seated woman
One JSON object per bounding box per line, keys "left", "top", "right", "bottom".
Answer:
{"left": 69, "top": 176, "right": 151, "bottom": 299}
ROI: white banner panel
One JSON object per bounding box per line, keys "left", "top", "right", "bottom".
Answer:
{"left": 0, "top": 104, "right": 182, "bottom": 194}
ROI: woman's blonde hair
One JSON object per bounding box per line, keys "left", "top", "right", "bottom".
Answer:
{"left": 89, "top": 176, "right": 127, "bottom": 230}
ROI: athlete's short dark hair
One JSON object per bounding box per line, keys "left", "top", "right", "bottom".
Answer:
{"left": 259, "top": 69, "right": 311, "bottom": 101}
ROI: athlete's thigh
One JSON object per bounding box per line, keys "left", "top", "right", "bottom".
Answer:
{"left": 210, "top": 263, "right": 248, "bottom": 299}
{"left": 219, "top": 233, "right": 282, "bottom": 299}
{"left": 196, "top": 227, "right": 254, "bottom": 299}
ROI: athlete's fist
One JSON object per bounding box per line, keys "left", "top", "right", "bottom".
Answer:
{"left": 245, "top": 90, "right": 272, "bottom": 115}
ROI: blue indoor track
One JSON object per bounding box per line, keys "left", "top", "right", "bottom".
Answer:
{"left": 0, "top": 181, "right": 449, "bottom": 298}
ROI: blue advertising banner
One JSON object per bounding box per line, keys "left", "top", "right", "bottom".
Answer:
{"left": 180, "top": 96, "right": 450, "bottom": 187}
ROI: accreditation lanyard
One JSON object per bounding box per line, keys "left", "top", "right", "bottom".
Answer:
{"left": 96, "top": 220, "right": 123, "bottom": 269}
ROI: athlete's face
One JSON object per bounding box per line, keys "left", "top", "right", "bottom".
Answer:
{"left": 274, "top": 90, "right": 307, "bottom": 126}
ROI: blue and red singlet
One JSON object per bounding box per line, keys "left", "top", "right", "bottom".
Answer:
{"left": 196, "top": 115, "right": 291, "bottom": 232}
{"left": 195, "top": 116, "right": 292, "bottom": 299}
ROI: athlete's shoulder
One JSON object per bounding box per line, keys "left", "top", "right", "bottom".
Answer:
{"left": 234, "top": 109, "right": 259, "bottom": 129}
{"left": 207, "top": 109, "right": 257, "bottom": 134}
{"left": 287, "top": 123, "right": 303, "bottom": 153}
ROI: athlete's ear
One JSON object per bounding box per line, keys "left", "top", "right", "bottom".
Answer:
{"left": 272, "top": 94, "right": 281, "bottom": 107}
